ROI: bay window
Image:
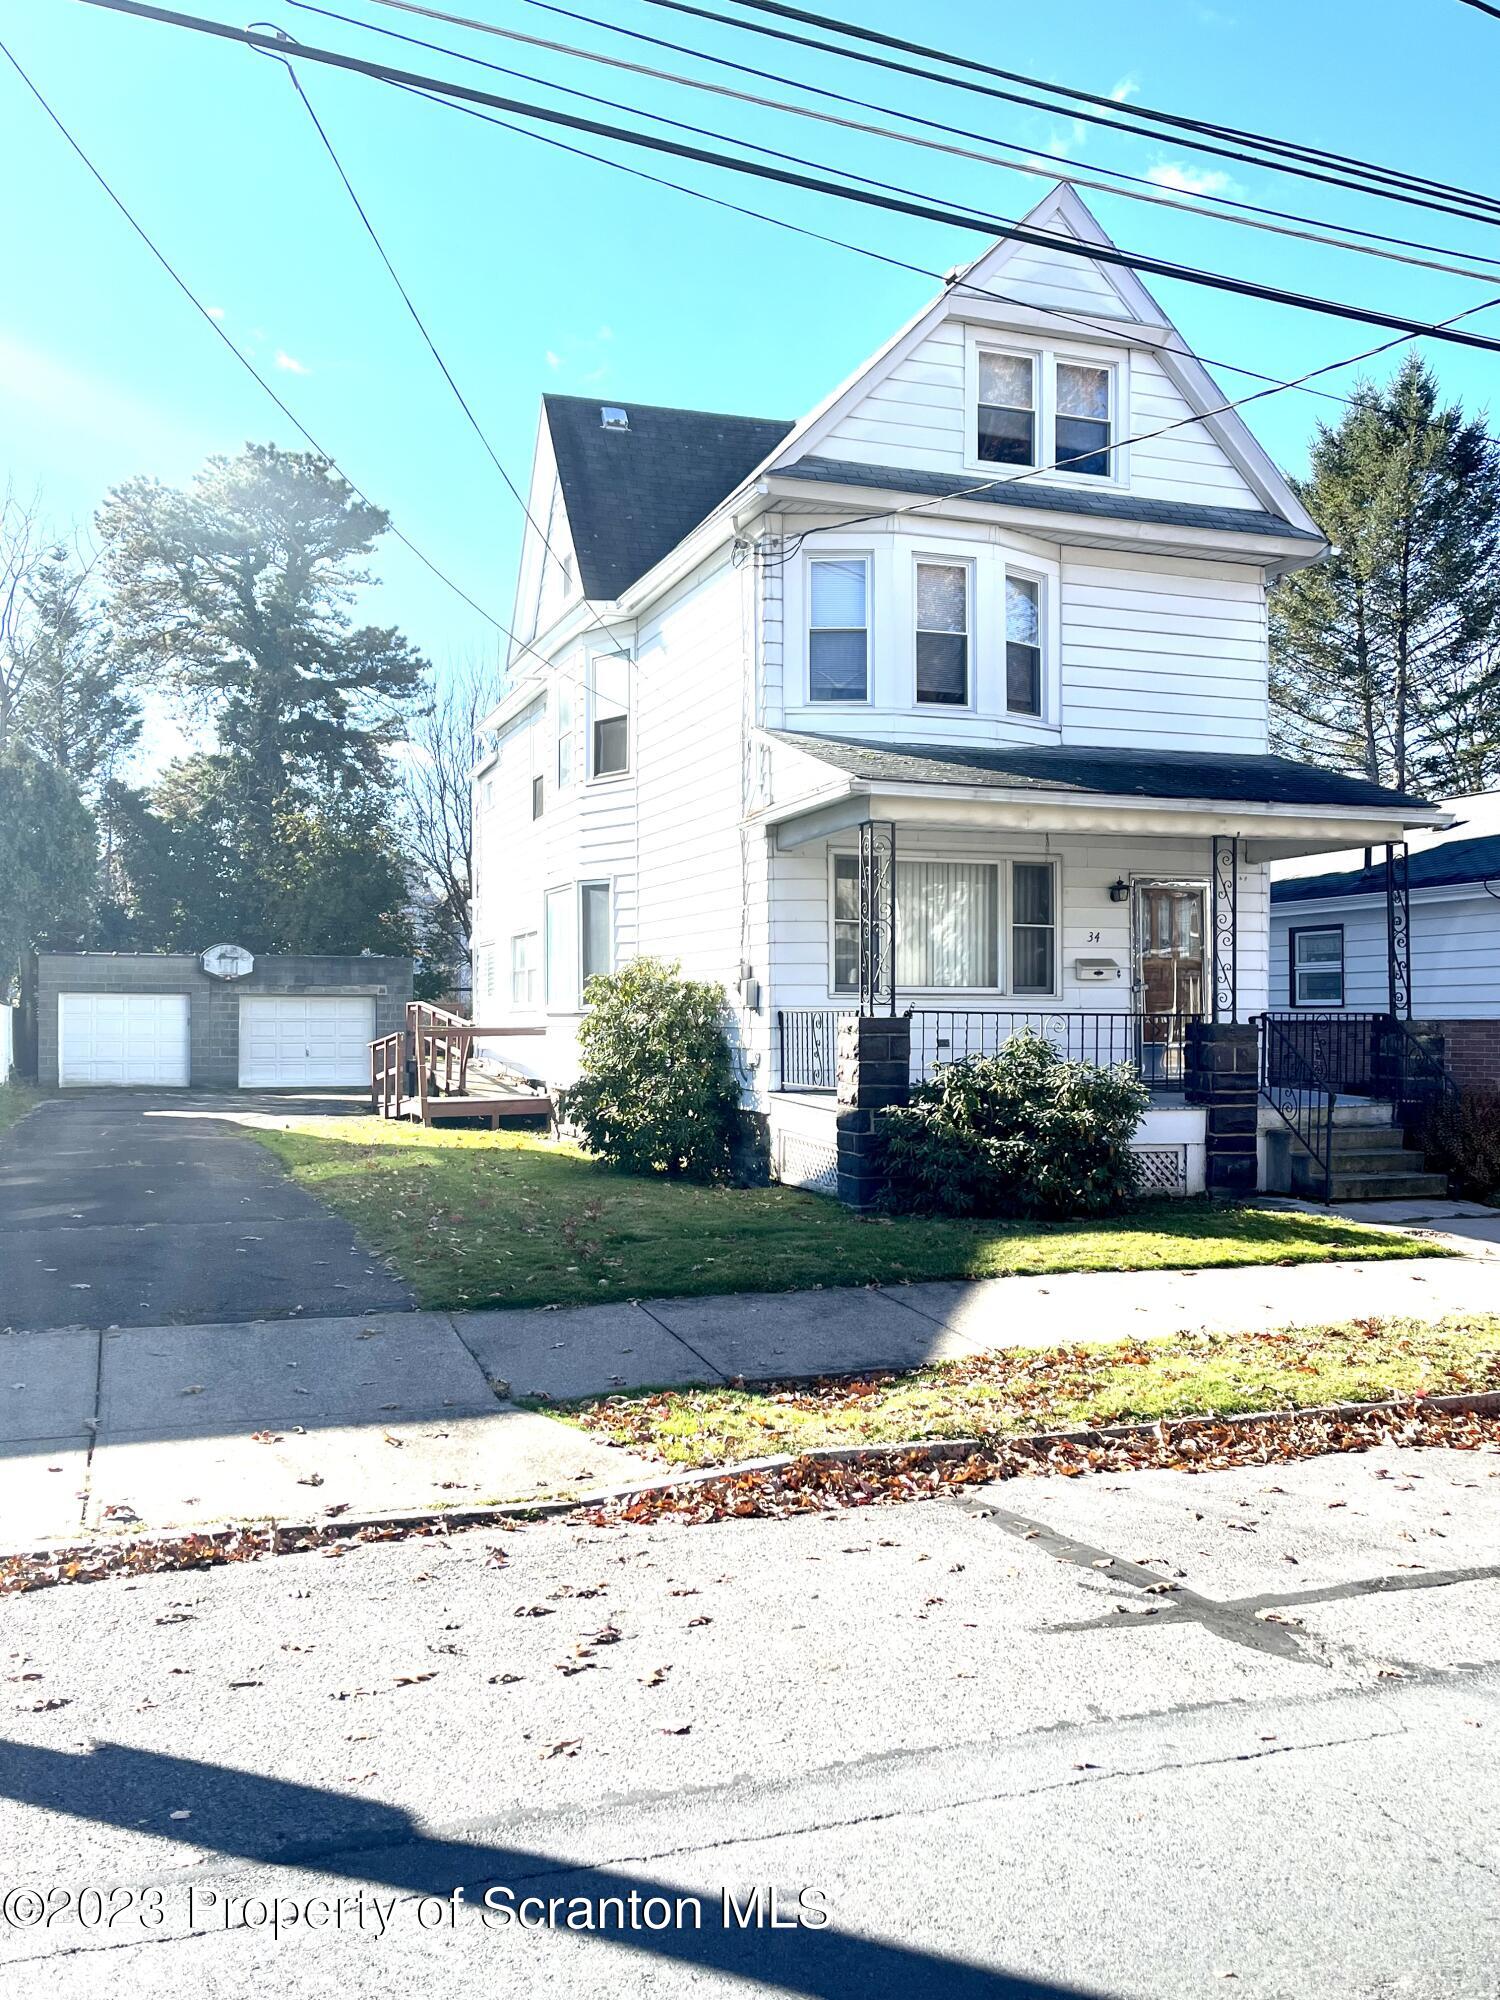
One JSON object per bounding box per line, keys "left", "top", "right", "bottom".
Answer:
{"left": 1055, "top": 361, "right": 1112, "bottom": 478}
{"left": 977, "top": 351, "right": 1035, "bottom": 466}
{"left": 1005, "top": 575, "right": 1042, "bottom": 716}
{"left": 831, "top": 855, "right": 1057, "bottom": 995}
{"left": 808, "top": 557, "right": 869, "bottom": 702}
{"left": 580, "top": 881, "right": 613, "bottom": 989}
{"left": 915, "top": 561, "right": 969, "bottom": 705}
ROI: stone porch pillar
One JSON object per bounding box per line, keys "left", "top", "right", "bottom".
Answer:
{"left": 1186, "top": 1020, "right": 1260, "bottom": 1196}
{"left": 835, "top": 1012, "right": 911, "bottom": 1209}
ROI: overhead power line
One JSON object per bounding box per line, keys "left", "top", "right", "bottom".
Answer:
{"left": 311, "top": 0, "right": 1500, "bottom": 287}
{"left": 0, "top": 32, "right": 558, "bottom": 658}
{"left": 64, "top": 1, "right": 1500, "bottom": 360}
{"left": 266, "top": 42, "right": 629, "bottom": 665}
{"left": 1454, "top": 0, "right": 1500, "bottom": 18}
{"left": 642, "top": 0, "right": 1500, "bottom": 226}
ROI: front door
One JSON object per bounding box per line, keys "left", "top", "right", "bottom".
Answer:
{"left": 1133, "top": 883, "right": 1206, "bottom": 1081}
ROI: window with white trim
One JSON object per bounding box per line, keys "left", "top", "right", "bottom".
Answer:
{"left": 510, "top": 930, "right": 538, "bottom": 1008}
{"left": 1005, "top": 574, "right": 1043, "bottom": 717}
{"left": 544, "top": 886, "right": 574, "bottom": 1008}
{"left": 1290, "top": 926, "right": 1344, "bottom": 1006}
{"left": 1055, "top": 361, "right": 1112, "bottom": 478}
{"left": 808, "top": 557, "right": 869, "bottom": 702}
{"left": 580, "top": 881, "right": 613, "bottom": 990}
{"left": 976, "top": 351, "right": 1036, "bottom": 467}
{"left": 830, "top": 856, "right": 1057, "bottom": 995}
{"left": 915, "top": 561, "right": 969, "bottom": 706}
{"left": 588, "top": 653, "right": 630, "bottom": 778}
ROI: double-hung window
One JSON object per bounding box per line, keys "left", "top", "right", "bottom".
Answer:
{"left": 589, "top": 654, "right": 630, "bottom": 778}
{"left": 580, "top": 881, "right": 613, "bottom": 987}
{"left": 510, "top": 931, "right": 538, "bottom": 1008}
{"left": 915, "top": 561, "right": 969, "bottom": 706}
{"left": 1055, "top": 361, "right": 1112, "bottom": 478}
{"left": 977, "top": 352, "right": 1036, "bottom": 466}
{"left": 1290, "top": 926, "right": 1344, "bottom": 1006}
{"left": 1005, "top": 575, "right": 1043, "bottom": 716}
{"left": 832, "top": 856, "right": 1057, "bottom": 996}
{"left": 808, "top": 557, "right": 869, "bottom": 702}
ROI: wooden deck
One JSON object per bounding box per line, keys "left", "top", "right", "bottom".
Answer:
{"left": 370, "top": 1004, "right": 553, "bottom": 1128}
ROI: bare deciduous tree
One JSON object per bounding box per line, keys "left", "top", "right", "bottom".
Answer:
{"left": 397, "top": 653, "right": 504, "bottom": 994}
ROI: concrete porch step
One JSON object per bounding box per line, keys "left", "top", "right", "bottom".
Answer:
{"left": 1328, "top": 1124, "right": 1404, "bottom": 1152}
{"left": 1310, "top": 1170, "right": 1452, "bottom": 1202}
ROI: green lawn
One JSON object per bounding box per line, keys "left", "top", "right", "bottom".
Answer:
{"left": 247, "top": 1116, "right": 1446, "bottom": 1313}
{"left": 560, "top": 1313, "right": 1500, "bottom": 1468}
{"left": 0, "top": 1083, "right": 44, "bottom": 1137}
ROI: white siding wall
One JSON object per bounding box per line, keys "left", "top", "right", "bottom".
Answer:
{"left": 814, "top": 315, "right": 1261, "bottom": 509}
{"left": 1270, "top": 890, "right": 1500, "bottom": 1018}
{"left": 767, "top": 825, "right": 1268, "bottom": 1024}
{"left": 765, "top": 518, "right": 1269, "bottom": 756}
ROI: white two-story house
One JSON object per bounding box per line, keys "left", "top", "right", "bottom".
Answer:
{"left": 470, "top": 184, "right": 1443, "bottom": 1199}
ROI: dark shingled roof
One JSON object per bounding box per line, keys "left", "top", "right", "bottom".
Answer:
{"left": 1273, "top": 831, "right": 1500, "bottom": 902}
{"left": 772, "top": 457, "right": 1321, "bottom": 541}
{"left": 768, "top": 732, "right": 1433, "bottom": 812}
{"left": 544, "top": 395, "right": 793, "bottom": 598}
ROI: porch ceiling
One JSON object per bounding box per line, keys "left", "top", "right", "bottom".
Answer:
{"left": 756, "top": 732, "right": 1449, "bottom": 860}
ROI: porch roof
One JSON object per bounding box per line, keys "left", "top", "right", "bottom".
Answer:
{"left": 758, "top": 732, "right": 1447, "bottom": 859}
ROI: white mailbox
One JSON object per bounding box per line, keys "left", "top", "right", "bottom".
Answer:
{"left": 1074, "top": 957, "right": 1123, "bottom": 983}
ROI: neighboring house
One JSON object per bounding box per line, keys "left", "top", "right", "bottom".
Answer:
{"left": 1272, "top": 791, "right": 1500, "bottom": 1087}
{"left": 34, "top": 950, "right": 413, "bottom": 1090}
{"left": 470, "top": 183, "right": 1443, "bottom": 1199}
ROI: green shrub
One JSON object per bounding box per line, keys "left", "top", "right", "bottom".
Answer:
{"left": 1420, "top": 1086, "right": 1500, "bottom": 1204}
{"left": 559, "top": 958, "right": 741, "bottom": 1180}
{"left": 874, "top": 1030, "right": 1150, "bottom": 1218}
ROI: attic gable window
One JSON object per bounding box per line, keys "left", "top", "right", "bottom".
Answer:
{"left": 976, "top": 352, "right": 1035, "bottom": 467}
{"left": 1055, "top": 362, "right": 1112, "bottom": 477}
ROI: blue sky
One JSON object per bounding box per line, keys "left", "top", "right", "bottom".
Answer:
{"left": 3, "top": 0, "right": 1499, "bottom": 723}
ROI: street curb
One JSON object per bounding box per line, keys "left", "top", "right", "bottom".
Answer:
{"left": 7, "top": 1385, "right": 1500, "bottom": 1581}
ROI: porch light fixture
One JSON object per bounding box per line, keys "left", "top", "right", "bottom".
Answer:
{"left": 1108, "top": 877, "right": 1131, "bottom": 903}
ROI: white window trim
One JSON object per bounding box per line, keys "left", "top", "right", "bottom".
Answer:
{"left": 963, "top": 330, "right": 1129, "bottom": 489}
{"left": 578, "top": 877, "right": 615, "bottom": 995}
{"left": 826, "top": 850, "right": 1061, "bottom": 1002}
{"left": 585, "top": 651, "right": 632, "bottom": 784}
{"left": 1000, "top": 560, "right": 1060, "bottom": 728}
{"left": 1290, "top": 924, "right": 1346, "bottom": 1008}
{"left": 509, "top": 930, "right": 539, "bottom": 1010}
{"left": 910, "top": 550, "right": 976, "bottom": 712}
{"left": 804, "top": 550, "right": 874, "bottom": 707}
{"left": 554, "top": 676, "right": 575, "bottom": 792}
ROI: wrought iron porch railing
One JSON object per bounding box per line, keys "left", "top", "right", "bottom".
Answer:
{"left": 906, "top": 1009, "right": 1201, "bottom": 1087}
{"left": 1384, "top": 1019, "right": 1461, "bottom": 1128}
{"left": 1258, "top": 1011, "right": 1386, "bottom": 1096}
{"left": 1257, "top": 1011, "right": 1337, "bottom": 1202}
{"left": 776, "top": 1008, "right": 846, "bottom": 1093}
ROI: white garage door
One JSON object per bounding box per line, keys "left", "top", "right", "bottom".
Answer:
{"left": 58, "top": 993, "right": 190, "bottom": 1087}
{"left": 237, "top": 996, "right": 376, "bottom": 1088}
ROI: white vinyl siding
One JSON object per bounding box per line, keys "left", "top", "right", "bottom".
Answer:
{"left": 58, "top": 993, "right": 189, "bottom": 1088}
{"left": 236, "top": 996, "right": 375, "bottom": 1088}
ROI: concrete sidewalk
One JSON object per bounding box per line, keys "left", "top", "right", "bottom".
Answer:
{"left": 4, "top": 1249, "right": 1496, "bottom": 1546}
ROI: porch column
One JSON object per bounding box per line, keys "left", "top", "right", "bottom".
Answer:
{"left": 1186, "top": 1020, "right": 1260, "bottom": 1196}
{"left": 857, "top": 819, "right": 897, "bottom": 1017}
{"left": 835, "top": 1012, "right": 911, "bottom": 1209}
{"left": 1210, "top": 835, "right": 1239, "bottom": 1024}
{"left": 1384, "top": 842, "right": 1412, "bottom": 1021}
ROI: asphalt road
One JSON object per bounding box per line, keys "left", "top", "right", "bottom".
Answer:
{"left": 0, "top": 1095, "right": 412, "bottom": 1329}
{"left": 4, "top": 1443, "right": 1499, "bottom": 1997}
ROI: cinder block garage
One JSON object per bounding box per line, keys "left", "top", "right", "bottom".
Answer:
{"left": 37, "top": 949, "right": 414, "bottom": 1090}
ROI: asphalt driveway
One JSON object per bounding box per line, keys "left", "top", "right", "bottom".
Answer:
{"left": 0, "top": 1093, "right": 413, "bottom": 1331}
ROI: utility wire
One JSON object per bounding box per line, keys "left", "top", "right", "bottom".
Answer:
{"left": 267, "top": 38, "right": 630, "bottom": 664}
{"left": 1458, "top": 0, "right": 1500, "bottom": 18}
{"left": 641, "top": 0, "right": 1500, "bottom": 225}
{"left": 759, "top": 283, "right": 1500, "bottom": 562}
{"left": 309, "top": 0, "right": 1500, "bottom": 286}
{"left": 0, "top": 27, "right": 523, "bottom": 648}
{"left": 64, "top": 2, "right": 1500, "bottom": 360}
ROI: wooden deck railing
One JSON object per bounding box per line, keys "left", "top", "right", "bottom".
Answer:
{"left": 370, "top": 1003, "right": 548, "bottom": 1121}
{"left": 370, "top": 1029, "right": 405, "bottom": 1117}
